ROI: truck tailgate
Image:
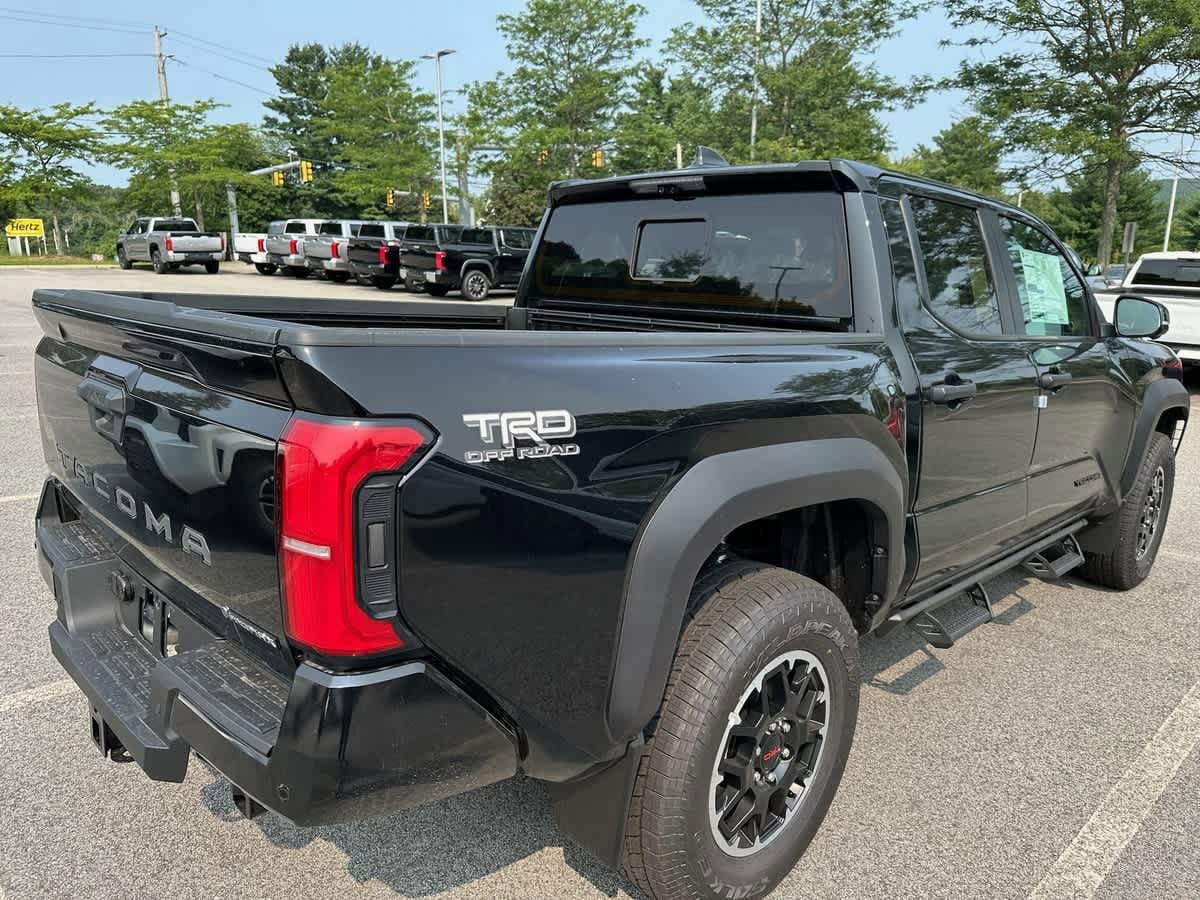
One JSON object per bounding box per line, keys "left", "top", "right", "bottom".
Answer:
{"left": 169, "top": 233, "right": 223, "bottom": 252}
{"left": 33, "top": 289, "right": 292, "bottom": 669}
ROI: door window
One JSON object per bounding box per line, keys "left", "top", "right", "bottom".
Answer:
{"left": 908, "top": 196, "right": 1002, "bottom": 336}
{"left": 999, "top": 217, "right": 1092, "bottom": 337}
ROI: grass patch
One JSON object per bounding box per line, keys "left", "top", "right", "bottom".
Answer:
{"left": 0, "top": 255, "right": 114, "bottom": 267}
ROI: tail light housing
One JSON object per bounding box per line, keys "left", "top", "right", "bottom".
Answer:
{"left": 164, "top": 236, "right": 173, "bottom": 251}
{"left": 434, "top": 250, "right": 446, "bottom": 272}
{"left": 378, "top": 245, "right": 390, "bottom": 265}
{"left": 331, "top": 240, "right": 340, "bottom": 259}
{"left": 257, "top": 238, "right": 265, "bottom": 253}
{"left": 277, "top": 416, "right": 434, "bottom": 658}
{"left": 289, "top": 238, "right": 298, "bottom": 255}
{"left": 1164, "top": 355, "right": 1184, "bottom": 381}
{"left": 219, "top": 234, "right": 226, "bottom": 252}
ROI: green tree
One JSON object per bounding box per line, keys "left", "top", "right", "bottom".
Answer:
{"left": 468, "top": 0, "right": 647, "bottom": 222}
{"left": 1177, "top": 196, "right": 1200, "bottom": 252}
{"left": 315, "top": 58, "right": 434, "bottom": 216}
{"left": 1039, "top": 165, "right": 1165, "bottom": 263}
{"left": 612, "top": 65, "right": 724, "bottom": 174}
{"left": 666, "top": 0, "right": 926, "bottom": 163}
{"left": 0, "top": 102, "right": 101, "bottom": 253}
{"left": 946, "top": 0, "right": 1200, "bottom": 265}
{"left": 902, "top": 115, "right": 1005, "bottom": 196}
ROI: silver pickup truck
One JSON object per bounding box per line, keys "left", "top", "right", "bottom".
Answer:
{"left": 263, "top": 218, "right": 325, "bottom": 277}
{"left": 301, "top": 220, "right": 367, "bottom": 282}
{"left": 116, "top": 217, "right": 224, "bottom": 274}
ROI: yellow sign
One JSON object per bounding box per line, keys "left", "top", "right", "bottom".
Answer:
{"left": 5, "top": 218, "right": 45, "bottom": 238}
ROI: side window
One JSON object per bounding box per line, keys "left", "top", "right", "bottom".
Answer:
{"left": 999, "top": 217, "right": 1091, "bottom": 337}
{"left": 879, "top": 197, "right": 922, "bottom": 312}
{"left": 909, "top": 195, "right": 1003, "bottom": 336}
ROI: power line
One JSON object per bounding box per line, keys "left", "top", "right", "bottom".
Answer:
{"left": 171, "top": 57, "right": 274, "bottom": 96}
{"left": 0, "top": 11, "right": 145, "bottom": 35}
{"left": 0, "top": 52, "right": 154, "bottom": 59}
{"left": 170, "top": 35, "right": 273, "bottom": 72}
{"left": 170, "top": 28, "right": 276, "bottom": 67}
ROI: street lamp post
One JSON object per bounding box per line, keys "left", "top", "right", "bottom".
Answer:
{"left": 422, "top": 48, "right": 456, "bottom": 223}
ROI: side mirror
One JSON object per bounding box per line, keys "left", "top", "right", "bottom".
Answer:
{"left": 1086, "top": 264, "right": 1102, "bottom": 277}
{"left": 1114, "top": 295, "right": 1169, "bottom": 339}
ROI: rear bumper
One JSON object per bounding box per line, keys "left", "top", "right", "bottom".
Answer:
{"left": 268, "top": 253, "right": 306, "bottom": 268}
{"left": 349, "top": 259, "right": 396, "bottom": 278}
{"left": 1164, "top": 343, "right": 1200, "bottom": 363}
{"left": 308, "top": 257, "right": 348, "bottom": 273}
{"left": 164, "top": 250, "right": 222, "bottom": 264}
{"left": 37, "top": 479, "right": 519, "bottom": 826}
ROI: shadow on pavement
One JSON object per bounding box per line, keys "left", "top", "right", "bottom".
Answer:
{"left": 200, "top": 773, "right": 643, "bottom": 898}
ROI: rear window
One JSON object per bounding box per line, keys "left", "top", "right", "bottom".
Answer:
{"left": 267, "top": 221, "right": 286, "bottom": 234}
{"left": 357, "top": 223, "right": 384, "bottom": 238}
{"left": 155, "top": 219, "right": 197, "bottom": 232}
{"left": 318, "top": 221, "right": 343, "bottom": 235}
{"left": 527, "top": 192, "right": 852, "bottom": 323}
{"left": 436, "top": 225, "right": 464, "bottom": 243}
{"left": 1131, "top": 258, "right": 1200, "bottom": 288}
{"left": 284, "top": 221, "right": 308, "bottom": 234}
{"left": 406, "top": 225, "right": 433, "bottom": 241}
{"left": 459, "top": 227, "right": 494, "bottom": 245}
{"left": 501, "top": 228, "right": 533, "bottom": 249}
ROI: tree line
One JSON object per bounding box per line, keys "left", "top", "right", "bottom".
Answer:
{"left": 2, "top": 0, "right": 1200, "bottom": 263}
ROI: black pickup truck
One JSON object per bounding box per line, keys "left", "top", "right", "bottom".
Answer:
{"left": 399, "top": 223, "right": 535, "bottom": 299}
{"left": 31, "top": 160, "right": 1188, "bottom": 900}
{"left": 344, "top": 220, "right": 410, "bottom": 290}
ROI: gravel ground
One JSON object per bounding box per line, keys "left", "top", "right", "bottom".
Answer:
{"left": 0, "top": 264, "right": 1198, "bottom": 900}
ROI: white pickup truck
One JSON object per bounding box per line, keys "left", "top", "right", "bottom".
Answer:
{"left": 116, "top": 216, "right": 224, "bottom": 274}
{"left": 263, "top": 218, "right": 326, "bottom": 277}
{"left": 1096, "top": 252, "right": 1200, "bottom": 364}
{"left": 233, "top": 224, "right": 279, "bottom": 275}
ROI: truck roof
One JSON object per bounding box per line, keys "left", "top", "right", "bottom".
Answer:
{"left": 1132, "top": 251, "right": 1200, "bottom": 261}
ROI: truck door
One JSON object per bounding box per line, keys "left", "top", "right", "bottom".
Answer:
{"left": 127, "top": 219, "right": 150, "bottom": 259}
{"left": 991, "top": 214, "right": 1136, "bottom": 531}
{"left": 885, "top": 191, "right": 1041, "bottom": 592}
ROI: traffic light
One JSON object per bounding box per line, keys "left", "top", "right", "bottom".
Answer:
{"left": 421, "top": 191, "right": 431, "bottom": 211}
{"left": 299, "top": 160, "right": 313, "bottom": 183}
{"left": 271, "top": 170, "right": 284, "bottom": 187}
{"left": 386, "top": 188, "right": 395, "bottom": 208}
{"left": 537, "top": 147, "right": 549, "bottom": 164}
{"left": 591, "top": 149, "right": 604, "bottom": 168}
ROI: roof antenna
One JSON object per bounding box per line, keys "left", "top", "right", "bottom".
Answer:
{"left": 689, "top": 146, "right": 730, "bottom": 168}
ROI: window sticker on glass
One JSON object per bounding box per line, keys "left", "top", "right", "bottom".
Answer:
{"left": 1016, "top": 246, "right": 1069, "bottom": 327}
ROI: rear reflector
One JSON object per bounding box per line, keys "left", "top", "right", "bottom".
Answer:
{"left": 277, "top": 416, "right": 433, "bottom": 657}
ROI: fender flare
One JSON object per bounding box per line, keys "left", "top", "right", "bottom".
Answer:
{"left": 459, "top": 259, "right": 495, "bottom": 283}
{"left": 1119, "top": 377, "right": 1189, "bottom": 495}
{"left": 605, "top": 437, "right": 907, "bottom": 743}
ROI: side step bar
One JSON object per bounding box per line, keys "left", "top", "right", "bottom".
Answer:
{"left": 890, "top": 520, "right": 1087, "bottom": 648}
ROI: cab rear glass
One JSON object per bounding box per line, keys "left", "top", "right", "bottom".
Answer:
{"left": 1132, "top": 258, "right": 1200, "bottom": 288}
{"left": 525, "top": 191, "right": 852, "bottom": 326}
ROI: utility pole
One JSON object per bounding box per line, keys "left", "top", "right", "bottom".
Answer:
{"left": 749, "top": 0, "right": 763, "bottom": 160}
{"left": 154, "top": 25, "right": 182, "bottom": 216}
{"left": 1163, "top": 137, "right": 1185, "bottom": 253}
{"left": 422, "top": 49, "right": 455, "bottom": 223}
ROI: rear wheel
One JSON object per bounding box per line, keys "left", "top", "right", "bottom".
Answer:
{"left": 116, "top": 247, "right": 132, "bottom": 270}
{"left": 372, "top": 276, "right": 396, "bottom": 290}
{"left": 1080, "top": 431, "right": 1175, "bottom": 590}
{"left": 151, "top": 249, "right": 168, "bottom": 274}
{"left": 254, "top": 262, "right": 277, "bottom": 275}
{"left": 623, "top": 563, "right": 860, "bottom": 900}
{"left": 461, "top": 269, "right": 492, "bottom": 301}
{"left": 204, "top": 261, "right": 220, "bottom": 274}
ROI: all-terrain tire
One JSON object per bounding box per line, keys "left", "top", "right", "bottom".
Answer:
{"left": 461, "top": 268, "right": 492, "bottom": 301}
{"left": 622, "top": 562, "right": 860, "bottom": 900}
{"left": 1080, "top": 431, "right": 1175, "bottom": 590}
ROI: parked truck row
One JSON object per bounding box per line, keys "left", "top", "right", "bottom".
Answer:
{"left": 230, "top": 218, "right": 536, "bottom": 301}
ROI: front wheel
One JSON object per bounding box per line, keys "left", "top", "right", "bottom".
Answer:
{"left": 1080, "top": 431, "right": 1175, "bottom": 590}
{"left": 204, "top": 261, "right": 220, "bottom": 274}
{"left": 116, "top": 247, "right": 132, "bottom": 270}
{"left": 623, "top": 563, "right": 860, "bottom": 900}
{"left": 461, "top": 269, "right": 492, "bottom": 301}
{"left": 254, "top": 263, "right": 277, "bottom": 275}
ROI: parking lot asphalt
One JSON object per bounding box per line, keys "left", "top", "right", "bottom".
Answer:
{"left": 0, "top": 264, "right": 1198, "bottom": 900}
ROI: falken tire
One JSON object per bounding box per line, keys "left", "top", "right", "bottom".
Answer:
{"left": 1080, "top": 431, "right": 1175, "bottom": 590}
{"left": 622, "top": 562, "right": 860, "bottom": 900}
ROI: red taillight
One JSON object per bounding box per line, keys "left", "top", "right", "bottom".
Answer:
{"left": 434, "top": 250, "right": 446, "bottom": 272}
{"left": 220, "top": 234, "right": 226, "bottom": 252}
{"left": 331, "top": 240, "right": 340, "bottom": 259}
{"left": 378, "top": 245, "right": 389, "bottom": 265}
{"left": 257, "top": 238, "right": 265, "bottom": 253}
{"left": 164, "top": 236, "right": 173, "bottom": 251}
{"left": 1164, "top": 356, "right": 1184, "bottom": 381}
{"left": 289, "top": 238, "right": 298, "bottom": 255}
{"left": 277, "top": 417, "right": 431, "bottom": 657}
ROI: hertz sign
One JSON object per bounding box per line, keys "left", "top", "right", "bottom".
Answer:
{"left": 5, "top": 218, "right": 45, "bottom": 238}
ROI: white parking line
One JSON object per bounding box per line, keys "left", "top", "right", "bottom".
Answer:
{"left": 0, "top": 493, "right": 38, "bottom": 504}
{"left": 1029, "top": 678, "right": 1200, "bottom": 900}
{"left": 0, "top": 679, "right": 75, "bottom": 717}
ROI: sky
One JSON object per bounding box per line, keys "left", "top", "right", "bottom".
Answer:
{"left": 0, "top": 0, "right": 977, "bottom": 186}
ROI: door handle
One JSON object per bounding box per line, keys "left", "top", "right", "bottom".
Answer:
{"left": 929, "top": 376, "right": 977, "bottom": 404}
{"left": 1039, "top": 371, "right": 1073, "bottom": 390}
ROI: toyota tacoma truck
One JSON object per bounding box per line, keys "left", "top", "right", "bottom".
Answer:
{"left": 399, "top": 224, "right": 535, "bottom": 299}
{"left": 32, "top": 160, "right": 1189, "bottom": 900}
{"left": 1096, "top": 252, "right": 1200, "bottom": 366}
{"left": 116, "top": 216, "right": 225, "bottom": 274}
